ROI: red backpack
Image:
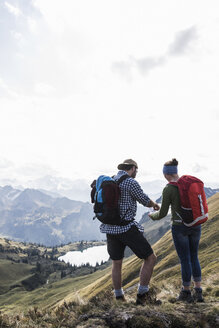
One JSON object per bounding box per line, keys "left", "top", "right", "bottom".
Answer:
{"left": 169, "top": 175, "right": 208, "bottom": 227}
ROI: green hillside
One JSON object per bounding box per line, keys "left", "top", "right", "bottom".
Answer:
{"left": 0, "top": 239, "right": 107, "bottom": 313}
{"left": 0, "top": 194, "right": 218, "bottom": 327}
{"left": 62, "top": 193, "right": 219, "bottom": 327}
{"left": 77, "top": 193, "right": 219, "bottom": 301}
{"left": 0, "top": 269, "right": 107, "bottom": 313}
{"left": 0, "top": 260, "right": 34, "bottom": 294}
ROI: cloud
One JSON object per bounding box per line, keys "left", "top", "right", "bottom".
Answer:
{"left": 210, "top": 109, "right": 219, "bottom": 120}
{"left": 0, "top": 0, "right": 45, "bottom": 95}
{"left": 135, "top": 56, "right": 166, "bottom": 75}
{"left": 111, "top": 59, "right": 134, "bottom": 81}
{"left": 5, "top": 1, "right": 22, "bottom": 16}
{"left": 0, "top": 77, "right": 17, "bottom": 98}
{"left": 27, "top": 17, "right": 38, "bottom": 34}
{"left": 34, "top": 82, "right": 56, "bottom": 96}
{"left": 112, "top": 55, "right": 166, "bottom": 80}
{"left": 112, "top": 26, "right": 198, "bottom": 80}
{"left": 168, "top": 26, "right": 198, "bottom": 56}
{"left": 15, "top": 163, "right": 59, "bottom": 178}
{"left": 0, "top": 159, "right": 61, "bottom": 190}
{"left": 192, "top": 163, "right": 208, "bottom": 173}
{"left": 0, "top": 157, "right": 14, "bottom": 169}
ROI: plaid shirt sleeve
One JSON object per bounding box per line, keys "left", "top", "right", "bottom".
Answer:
{"left": 130, "top": 180, "right": 151, "bottom": 206}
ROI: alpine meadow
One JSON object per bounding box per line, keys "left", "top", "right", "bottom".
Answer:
{"left": 0, "top": 193, "right": 218, "bottom": 327}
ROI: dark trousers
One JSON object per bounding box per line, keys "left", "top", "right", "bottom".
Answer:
{"left": 172, "top": 224, "right": 201, "bottom": 286}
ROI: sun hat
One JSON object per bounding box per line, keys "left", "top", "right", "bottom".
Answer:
{"left": 117, "top": 159, "right": 138, "bottom": 170}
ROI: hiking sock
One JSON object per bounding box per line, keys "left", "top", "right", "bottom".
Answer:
{"left": 114, "top": 288, "right": 124, "bottom": 298}
{"left": 137, "top": 284, "right": 149, "bottom": 295}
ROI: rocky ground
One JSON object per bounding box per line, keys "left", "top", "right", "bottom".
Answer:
{"left": 0, "top": 286, "right": 218, "bottom": 328}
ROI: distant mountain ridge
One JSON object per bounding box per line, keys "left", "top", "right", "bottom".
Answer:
{"left": 204, "top": 186, "right": 219, "bottom": 198}
{"left": 0, "top": 183, "right": 218, "bottom": 247}
{"left": 0, "top": 185, "right": 102, "bottom": 246}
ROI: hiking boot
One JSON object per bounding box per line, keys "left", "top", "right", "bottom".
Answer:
{"left": 115, "top": 295, "right": 126, "bottom": 302}
{"left": 177, "top": 289, "right": 194, "bottom": 303}
{"left": 192, "top": 288, "right": 204, "bottom": 302}
{"left": 136, "top": 291, "right": 162, "bottom": 306}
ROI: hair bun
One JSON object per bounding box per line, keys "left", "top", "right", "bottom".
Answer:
{"left": 172, "top": 158, "right": 178, "bottom": 166}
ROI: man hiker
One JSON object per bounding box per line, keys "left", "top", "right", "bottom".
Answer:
{"left": 99, "top": 159, "right": 160, "bottom": 305}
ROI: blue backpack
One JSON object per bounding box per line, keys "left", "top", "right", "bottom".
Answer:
{"left": 91, "top": 174, "right": 130, "bottom": 225}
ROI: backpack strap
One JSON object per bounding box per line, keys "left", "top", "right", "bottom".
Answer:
{"left": 90, "top": 180, "right": 96, "bottom": 203}
{"left": 116, "top": 174, "right": 134, "bottom": 223}
{"left": 116, "top": 174, "right": 130, "bottom": 185}
{"left": 168, "top": 181, "right": 178, "bottom": 186}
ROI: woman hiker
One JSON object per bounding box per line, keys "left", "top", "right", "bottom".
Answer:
{"left": 149, "top": 159, "right": 204, "bottom": 303}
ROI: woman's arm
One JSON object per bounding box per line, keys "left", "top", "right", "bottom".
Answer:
{"left": 149, "top": 186, "right": 171, "bottom": 220}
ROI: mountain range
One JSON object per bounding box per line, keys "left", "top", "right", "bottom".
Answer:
{"left": 0, "top": 183, "right": 218, "bottom": 247}
{"left": 1, "top": 175, "right": 167, "bottom": 202}
{"left": 0, "top": 184, "right": 163, "bottom": 246}
{"left": 0, "top": 185, "right": 102, "bottom": 246}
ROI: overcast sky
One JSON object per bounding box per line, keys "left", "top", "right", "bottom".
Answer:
{"left": 0, "top": 0, "right": 219, "bottom": 189}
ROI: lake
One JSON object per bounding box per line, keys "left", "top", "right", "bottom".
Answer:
{"left": 58, "top": 245, "right": 109, "bottom": 267}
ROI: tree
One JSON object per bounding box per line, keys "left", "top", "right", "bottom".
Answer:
{"left": 61, "top": 271, "right": 66, "bottom": 278}
{"left": 36, "top": 262, "right": 42, "bottom": 273}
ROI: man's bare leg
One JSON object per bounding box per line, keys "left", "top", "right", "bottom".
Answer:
{"left": 139, "top": 253, "right": 157, "bottom": 286}
{"left": 112, "top": 259, "right": 125, "bottom": 299}
{"left": 112, "top": 259, "right": 123, "bottom": 289}
{"left": 136, "top": 253, "right": 159, "bottom": 305}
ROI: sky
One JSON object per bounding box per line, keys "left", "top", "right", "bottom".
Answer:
{"left": 0, "top": 0, "right": 219, "bottom": 191}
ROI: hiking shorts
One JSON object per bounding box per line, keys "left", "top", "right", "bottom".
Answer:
{"left": 106, "top": 225, "right": 153, "bottom": 260}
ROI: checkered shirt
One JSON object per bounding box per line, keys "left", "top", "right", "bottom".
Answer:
{"left": 99, "top": 170, "right": 151, "bottom": 234}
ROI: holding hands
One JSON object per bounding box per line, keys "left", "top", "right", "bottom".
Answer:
{"left": 148, "top": 201, "right": 160, "bottom": 219}
{"left": 153, "top": 203, "right": 160, "bottom": 211}
{"left": 149, "top": 201, "right": 160, "bottom": 211}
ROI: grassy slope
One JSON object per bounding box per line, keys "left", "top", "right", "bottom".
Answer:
{"left": 0, "top": 249, "right": 112, "bottom": 313}
{"left": 0, "top": 194, "right": 218, "bottom": 315}
{"left": 77, "top": 193, "right": 219, "bottom": 301}
{"left": 0, "top": 239, "right": 106, "bottom": 313}
{"left": 0, "top": 266, "right": 108, "bottom": 313}
{"left": 0, "top": 260, "right": 35, "bottom": 294}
